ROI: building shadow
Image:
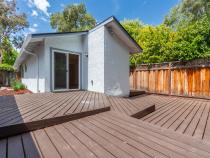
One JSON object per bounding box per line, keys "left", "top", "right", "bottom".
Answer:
{"left": 0, "top": 95, "right": 42, "bottom": 158}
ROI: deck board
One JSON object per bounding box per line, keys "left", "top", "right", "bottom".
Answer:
{"left": 109, "top": 96, "right": 155, "bottom": 118}
{"left": 141, "top": 94, "right": 210, "bottom": 142}
{"left": 0, "top": 91, "right": 110, "bottom": 138}
{"left": 1, "top": 111, "right": 210, "bottom": 158}
{"left": 0, "top": 91, "right": 155, "bottom": 138}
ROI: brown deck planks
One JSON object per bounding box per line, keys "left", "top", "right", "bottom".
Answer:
{"left": 2, "top": 91, "right": 210, "bottom": 157}
{"left": 1, "top": 111, "right": 210, "bottom": 158}
{"left": 0, "top": 91, "right": 110, "bottom": 138}
{"left": 141, "top": 94, "right": 210, "bottom": 142}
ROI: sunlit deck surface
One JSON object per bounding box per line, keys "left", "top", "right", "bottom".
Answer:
{"left": 140, "top": 95, "right": 210, "bottom": 142}
{"left": 0, "top": 91, "right": 154, "bottom": 138}
{"left": 1, "top": 91, "right": 210, "bottom": 158}
{"left": 1, "top": 111, "right": 210, "bottom": 158}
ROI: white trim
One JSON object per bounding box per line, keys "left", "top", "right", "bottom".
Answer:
{"left": 51, "top": 49, "right": 80, "bottom": 92}
{"left": 89, "top": 17, "right": 114, "bottom": 33}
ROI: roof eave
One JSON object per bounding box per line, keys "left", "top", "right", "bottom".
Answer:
{"left": 90, "top": 16, "right": 143, "bottom": 54}
{"left": 13, "top": 35, "right": 32, "bottom": 69}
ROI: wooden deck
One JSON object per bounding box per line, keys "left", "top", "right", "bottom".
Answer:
{"left": 0, "top": 91, "right": 155, "bottom": 138}
{"left": 1, "top": 92, "right": 210, "bottom": 157}
{"left": 109, "top": 95, "right": 155, "bottom": 118}
{"left": 1, "top": 111, "right": 210, "bottom": 158}
{"left": 140, "top": 95, "right": 210, "bottom": 142}
{"left": 0, "top": 91, "right": 110, "bottom": 138}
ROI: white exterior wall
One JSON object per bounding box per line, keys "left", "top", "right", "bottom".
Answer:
{"left": 44, "top": 35, "right": 87, "bottom": 91}
{"left": 104, "top": 27, "right": 130, "bottom": 96}
{"left": 87, "top": 27, "right": 105, "bottom": 93}
{"left": 21, "top": 44, "right": 46, "bottom": 93}
{"left": 21, "top": 27, "right": 130, "bottom": 96}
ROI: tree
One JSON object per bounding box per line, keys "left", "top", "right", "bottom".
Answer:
{"left": 0, "top": 0, "right": 28, "bottom": 43}
{"left": 164, "top": 0, "right": 210, "bottom": 29}
{"left": 121, "top": 20, "right": 144, "bottom": 66}
{"left": 122, "top": 20, "right": 176, "bottom": 65}
{"left": 1, "top": 38, "right": 18, "bottom": 65}
{"left": 121, "top": 19, "right": 143, "bottom": 42}
{"left": 122, "top": 0, "right": 210, "bottom": 66}
{"left": 50, "top": 3, "right": 96, "bottom": 32}
{"left": 0, "top": 0, "right": 28, "bottom": 63}
{"left": 172, "top": 15, "right": 210, "bottom": 61}
{"left": 137, "top": 25, "right": 177, "bottom": 64}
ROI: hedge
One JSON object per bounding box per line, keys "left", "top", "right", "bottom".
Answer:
{"left": 0, "top": 64, "right": 15, "bottom": 72}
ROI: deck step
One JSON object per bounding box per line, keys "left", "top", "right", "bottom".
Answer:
{"left": 129, "top": 90, "right": 146, "bottom": 97}
{"left": 131, "top": 104, "right": 155, "bottom": 119}
{"left": 0, "top": 107, "right": 110, "bottom": 138}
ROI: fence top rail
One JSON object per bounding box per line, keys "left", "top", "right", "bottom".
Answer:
{"left": 132, "top": 58, "right": 210, "bottom": 70}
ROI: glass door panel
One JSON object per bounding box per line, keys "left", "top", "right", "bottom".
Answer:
{"left": 54, "top": 52, "right": 67, "bottom": 90}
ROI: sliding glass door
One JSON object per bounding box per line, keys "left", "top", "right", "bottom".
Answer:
{"left": 52, "top": 51, "right": 80, "bottom": 91}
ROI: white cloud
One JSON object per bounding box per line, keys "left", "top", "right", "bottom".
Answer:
{"left": 33, "top": 23, "right": 38, "bottom": 27}
{"left": 28, "top": 0, "right": 50, "bottom": 16}
{"left": 27, "top": 0, "right": 33, "bottom": 7}
{"left": 29, "top": 27, "right": 37, "bottom": 33}
{"left": 40, "top": 17, "right": 48, "bottom": 22}
{"left": 60, "top": 3, "right": 65, "bottom": 8}
{"left": 31, "top": 10, "right": 38, "bottom": 16}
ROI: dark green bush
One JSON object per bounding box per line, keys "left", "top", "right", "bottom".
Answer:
{"left": 10, "top": 80, "right": 26, "bottom": 91}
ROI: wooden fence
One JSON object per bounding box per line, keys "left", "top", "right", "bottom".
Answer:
{"left": 130, "top": 59, "right": 210, "bottom": 98}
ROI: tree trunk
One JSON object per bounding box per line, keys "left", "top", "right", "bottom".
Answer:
{"left": 0, "top": 50, "right": 2, "bottom": 64}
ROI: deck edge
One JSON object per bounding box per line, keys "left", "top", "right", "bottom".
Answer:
{"left": 0, "top": 106, "right": 110, "bottom": 138}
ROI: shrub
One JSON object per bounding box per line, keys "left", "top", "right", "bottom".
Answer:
{"left": 0, "top": 64, "right": 15, "bottom": 72}
{"left": 10, "top": 80, "right": 26, "bottom": 91}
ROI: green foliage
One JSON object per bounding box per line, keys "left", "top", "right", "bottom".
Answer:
{"left": 1, "top": 38, "right": 18, "bottom": 65}
{"left": 50, "top": 3, "right": 96, "bottom": 32}
{"left": 172, "top": 15, "right": 210, "bottom": 61}
{"left": 10, "top": 80, "right": 26, "bottom": 91}
{"left": 0, "top": 0, "right": 28, "bottom": 48}
{"left": 0, "top": 63, "right": 14, "bottom": 72}
{"left": 121, "top": 19, "right": 143, "bottom": 42}
{"left": 137, "top": 25, "right": 177, "bottom": 64}
{"left": 122, "top": 15, "right": 210, "bottom": 66}
{"left": 164, "top": 0, "right": 210, "bottom": 29}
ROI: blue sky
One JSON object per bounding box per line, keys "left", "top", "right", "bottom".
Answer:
{"left": 17, "top": 0, "right": 179, "bottom": 34}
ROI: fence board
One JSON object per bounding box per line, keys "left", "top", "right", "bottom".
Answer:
{"left": 130, "top": 59, "right": 210, "bottom": 98}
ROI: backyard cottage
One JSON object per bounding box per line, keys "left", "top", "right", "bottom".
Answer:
{"left": 14, "top": 16, "right": 142, "bottom": 96}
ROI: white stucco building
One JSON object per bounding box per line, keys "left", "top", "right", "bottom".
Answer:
{"left": 14, "top": 16, "right": 142, "bottom": 96}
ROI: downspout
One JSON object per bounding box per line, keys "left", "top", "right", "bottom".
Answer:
{"left": 23, "top": 49, "right": 39, "bottom": 93}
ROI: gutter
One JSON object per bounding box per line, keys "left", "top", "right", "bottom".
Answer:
{"left": 23, "top": 49, "right": 39, "bottom": 93}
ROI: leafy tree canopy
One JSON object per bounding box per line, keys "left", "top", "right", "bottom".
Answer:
{"left": 172, "top": 15, "right": 210, "bottom": 61}
{"left": 122, "top": 0, "right": 210, "bottom": 66}
{"left": 0, "top": 0, "right": 28, "bottom": 47}
{"left": 1, "top": 38, "right": 18, "bottom": 65}
{"left": 0, "top": 0, "right": 28, "bottom": 65}
{"left": 164, "top": 0, "right": 210, "bottom": 29}
{"left": 50, "top": 3, "right": 96, "bottom": 32}
{"left": 122, "top": 15, "right": 210, "bottom": 66}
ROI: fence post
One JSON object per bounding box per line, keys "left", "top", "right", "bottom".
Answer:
{"left": 134, "top": 68, "right": 137, "bottom": 89}
{"left": 168, "top": 62, "right": 171, "bottom": 95}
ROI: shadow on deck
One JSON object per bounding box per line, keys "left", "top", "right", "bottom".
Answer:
{"left": 0, "top": 91, "right": 110, "bottom": 138}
